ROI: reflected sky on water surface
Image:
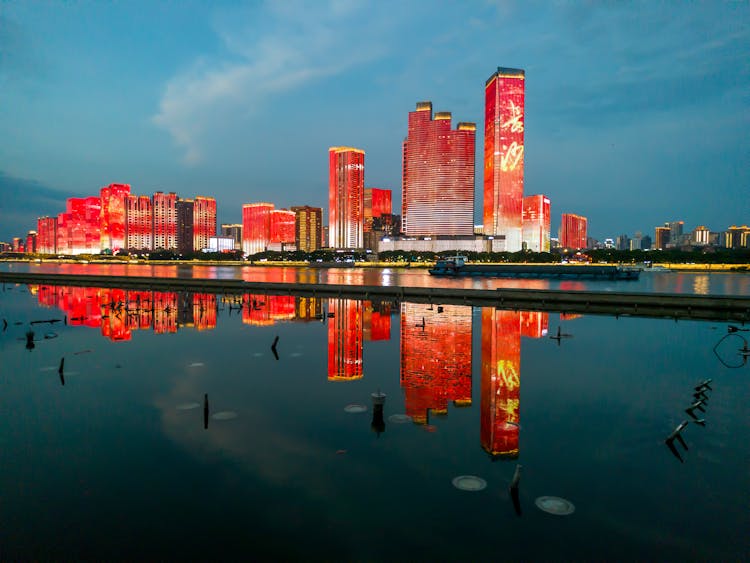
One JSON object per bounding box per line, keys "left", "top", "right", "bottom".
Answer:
{"left": 0, "top": 282, "right": 748, "bottom": 560}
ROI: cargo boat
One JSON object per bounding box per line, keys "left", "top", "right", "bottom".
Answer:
{"left": 429, "top": 256, "right": 641, "bottom": 280}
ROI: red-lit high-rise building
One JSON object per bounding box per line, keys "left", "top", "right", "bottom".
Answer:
{"left": 560, "top": 213, "right": 588, "bottom": 249}
{"left": 99, "top": 183, "right": 131, "bottom": 252}
{"left": 152, "top": 192, "right": 177, "bottom": 251}
{"left": 402, "top": 102, "right": 475, "bottom": 236}
{"left": 269, "top": 209, "right": 296, "bottom": 251}
{"left": 25, "top": 231, "right": 37, "bottom": 253}
{"left": 37, "top": 217, "right": 57, "bottom": 254}
{"left": 57, "top": 197, "right": 101, "bottom": 255}
{"left": 242, "top": 203, "right": 274, "bottom": 256}
{"left": 327, "top": 298, "right": 364, "bottom": 381}
{"left": 193, "top": 196, "right": 216, "bottom": 252}
{"left": 329, "top": 146, "right": 364, "bottom": 249}
{"left": 522, "top": 194, "right": 551, "bottom": 252}
{"left": 364, "top": 188, "right": 392, "bottom": 233}
{"left": 125, "top": 194, "right": 153, "bottom": 251}
{"left": 484, "top": 67, "right": 525, "bottom": 251}
{"left": 291, "top": 206, "right": 323, "bottom": 253}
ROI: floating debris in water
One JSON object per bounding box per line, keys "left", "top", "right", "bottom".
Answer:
{"left": 535, "top": 496, "right": 575, "bottom": 515}
{"left": 388, "top": 414, "right": 413, "bottom": 424}
{"left": 452, "top": 475, "right": 487, "bottom": 492}
{"left": 188, "top": 362, "right": 204, "bottom": 367}
{"left": 212, "top": 411, "right": 238, "bottom": 420}
{"left": 74, "top": 349, "right": 92, "bottom": 355}
{"left": 176, "top": 402, "right": 201, "bottom": 411}
{"left": 344, "top": 404, "right": 367, "bottom": 414}
{"left": 44, "top": 332, "right": 58, "bottom": 339}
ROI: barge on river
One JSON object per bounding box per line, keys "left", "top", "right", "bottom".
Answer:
{"left": 429, "top": 256, "right": 641, "bottom": 280}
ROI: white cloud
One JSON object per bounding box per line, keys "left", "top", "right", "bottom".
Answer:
{"left": 152, "top": 0, "right": 389, "bottom": 165}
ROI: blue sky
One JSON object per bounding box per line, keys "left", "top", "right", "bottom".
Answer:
{"left": 1, "top": 0, "right": 748, "bottom": 241}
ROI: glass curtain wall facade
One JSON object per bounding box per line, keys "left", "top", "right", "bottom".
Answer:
{"left": 521, "top": 194, "right": 551, "bottom": 252}
{"left": 560, "top": 213, "right": 588, "bottom": 249}
{"left": 402, "top": 102, "right": 475, "bottom": 236}
{"left": 483, "top": 68, "right": 525, "bottom": 251}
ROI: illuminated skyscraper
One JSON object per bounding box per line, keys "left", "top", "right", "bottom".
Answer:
{"left": 291, "top": 206, "right": 323, "bottom": 252}
{"left": 522, "top": 194, "right": 551, "bottom": 252}
{"left": 193, "top": 196, "right": 216, "bottom": 252}
{"left": 25, "top": 231, "right": 37, "bottom": 253}
{"left": 125, "top": 194, "right": 153, "bottom": 251}
{"left": 560, "top": 213, "right": 588, "bottom": 249}
{"left": 176, "top": 199, "right": 195, "bottom": 254}
{"left": 57, "top": 197, "right": 101, "bottom": 255}
{"left": 37, "top": 217, "right": 57, "bottom": 254}
{"left": 221, "top": 223, "right": 243, "bottom": 250}
{"left": 654, "top": 226, "right": 670, "bottom": 250}
{"left": 481, "top": 308, "right": 521, "bottom": 459}
{"left": 152, "top": 192, "right": 178, "bottom": 251}
{"left": 402, "top": 102, "right": 475, "bottom": 236}
{"left": 99, "top": 183, "right": 131, "bottom": 252}
{"left": 327, "top": 298, "right": 364, "bottom": 381}
{"left": 242, "top": 203, "right": 274, "bottom": 255}
{"left": 269, "top": 209, "right": 296, "bottom": 250}
{"left": 328, "top": 146, "right": 364, "bottom": 249}
{"left": 364, "top": 188, "right": 392, "bottom": 233}
{"left": 483, "top": 67, "right": 525, "bottom": 251}
{"left": 400, "top": 302, "right": 472, "bottom": 423}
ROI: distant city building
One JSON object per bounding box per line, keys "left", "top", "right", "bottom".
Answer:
{"left": 152, "top": 192, "right": 178, "bottom": 251}
{"left": 291, "top": 206, "right": 323, "bottom": 253}
{"left": 242, "top": 203, "right": 274, "bottom": 255}
{"left": 329, "top": 146, "right": 364, "bottom": 249}
{"left": 37, "top": 217, "right": 58, "bottom": 254}
{"left": 616, "top": 234, "right": 630, "bottom": 251}
{"left": 692, "top": 225, "right": 710, "bottom": 246}
{"left": 560, "top": 213, "right": 588, "bottom": 249}
{"left": 193, "top": 196, "right": 217, "bottom": 252}
{"left": 483, "top": 67, "right": 525, "bottom": 251}
{"left": 521, "top": 194, "right": 550, "bottom": 252}
{"left": 641, "top": 235, "right": 652, "bottom": 250}
{"left": 725, "top": 225, "right": 750, "bottom": 249}
{"left": 221, "top": 223, "right": 243, "bottom": 250}
{"left": 269, "top": 209, "right": 296, "bottom": 251}
{"left": 57, "top": 197, "right": 101, "bottom": 255}
{"left": 99, "top": 183, "right": 131, "bottom": 252}
{"left": 176, "top": 199, "right": 195, "bottom": 254}
{"left": 125, "top": 194, "right": 153, "bottom": 251}
{"left": 654, "top": 226, "right": 670, "bottom": 250}
{"left": 208, "top": 236, "right": 235, "bottom": 252}
{"left": 402, "top": 102, "right": 475, "bottom": 237}
{"left": 25, "top": 231, "right": 37, "bottom": 253}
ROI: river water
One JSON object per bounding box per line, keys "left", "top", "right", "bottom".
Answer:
{"left": 0, "top": 271, "right": 748, "bottom": 560}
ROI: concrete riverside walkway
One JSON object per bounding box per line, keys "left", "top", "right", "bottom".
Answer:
{"left": 1, "top": 271, "right": 748, "bottom": 323}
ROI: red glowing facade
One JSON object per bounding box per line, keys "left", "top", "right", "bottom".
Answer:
{"left": 363, "top": 301, "right": 391, "bottom": 341}
{"left": 520, "top": 310, "right": 549, "bottom": 339}
{"left": 152, "top": 192, "right": 177, "bottom": 251}
{"left": 99, "top": 183, "right": 131, "bottom": 252}
{"left": 269, "top": 209, "right": 296, "bottom": 250}
{"left": 193, "top": 196, "right": 216, "bottom": 252}
{"left": 37, "top": 217, "right": 57, "bottom": 254}
{"left": 400, "top": 302, "right": 472, "bottom": 423}
{"left": 57, "top": 197, "right": 101, "bottom": 255}
{"left": 328, "top": 147, "right": 364, "bottom": 249}
{"left": 242, "top": 203, "right": 273, "bottom": 255}
{"left": 560, "top": 213, "right": 588, "bottom": 249}
{"left": 291, "top": 206, "right": 323, "bottom": 252}
{"left": 327, "top": 298, "right": 364, "bottom": 381}
{"left": 25, "top": 232, "right": 37, "bottom": 253}
{"left": 402, "top": 102, "right": 475, "bottom": 236}
{"left": 364, "top": 188, "right": 392, "bottom": 233}
{"left": 522, "top": 194, "right": 551, "bottom": 252}
{"left": 481, "top": 308, "right": 521, "bottom": 459}
{"left": 484, "top": 68, "right": 525, "bottom": 251}
{"left": 125, "top": 195, "right": 153, "bottom": 251}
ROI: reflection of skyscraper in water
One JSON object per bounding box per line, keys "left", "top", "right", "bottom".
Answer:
{"left": 153, "top": 292, "right": 178, "bottom": 334}
{"left": 400, "top": 303, "right": 472, "bottom": 424}
{"left": 481, "top": 309, "right": 549, "bottom": 459}
{"left": 241, "top": 294, "right": 296, "bottom": 326}
{"left": 328, "top": 299, "right": 364, "bottom": 381}
{"left": 364, "top": 301, "right": 391, "bottom": 341}
{"left": 295, "top": 297, "right": 323, "bottom": 321}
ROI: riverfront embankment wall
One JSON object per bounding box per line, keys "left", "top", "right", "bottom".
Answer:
{"left": 1, "top": 271, "right": 748, "bottom": 323}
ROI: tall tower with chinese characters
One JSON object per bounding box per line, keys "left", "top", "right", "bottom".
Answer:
{"left": 483, "top": 67, "right": 525, "bottom": 251}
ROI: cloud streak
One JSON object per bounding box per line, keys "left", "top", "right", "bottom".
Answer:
{"left": 152, "top": 0, "right": 391, "bottom": 164}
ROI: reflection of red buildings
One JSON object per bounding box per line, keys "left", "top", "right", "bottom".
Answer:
{"left": 242, "top": 294, "right": 296, "bottom": 326}
{"left": 481, "top": 309, "right": 521, "bottom": 459}
{"left": 520, "top": 310, "right": 549, "bottom": 339}
{"left": 327, "top": 299, "right": 363, "bottom": 381}
{"left": 400, "top": 303, "right": 472, "bottom": 423}
{"left": 329, "top": 147, "right": 364, "bottom": 249}
{"left": 560, "top": 213, "right": 588, "bottom": 249}
{"left": 522, "top": 194, "right": 551, "bottom": 252}
{"left": 100, "top": 183, "right": 131, "bottom": 252}
{"left": 402, "top": 102, "right": 475, "bottom": 236}
{"left": 484, "top": 68, "right": 525, "bottom": 251}
{"left": 364, "top": 301, "right": 391, "bottom": 341}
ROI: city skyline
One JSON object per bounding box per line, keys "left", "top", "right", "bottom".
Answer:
{"left": 1, "top": 2, "right": 748, "bottom": 241}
